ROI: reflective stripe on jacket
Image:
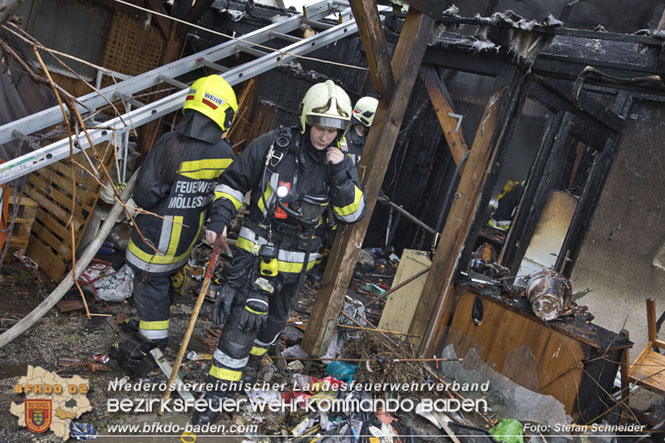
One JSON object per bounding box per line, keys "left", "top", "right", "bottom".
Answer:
{"left": 126, "top": 130, "right": 234, "bottom": 275}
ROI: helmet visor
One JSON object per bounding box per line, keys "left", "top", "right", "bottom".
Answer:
{"left": 306, "top": 115, "right": 348, "bottom": 131}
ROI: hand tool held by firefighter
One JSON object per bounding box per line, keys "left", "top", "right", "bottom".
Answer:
{"left": 159, "top": 234, "right": 226, "bottom": 415}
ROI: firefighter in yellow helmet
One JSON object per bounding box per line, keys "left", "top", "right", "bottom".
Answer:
{"left": 193, "top": 80, "right": 366, "bottom": 425}
{"left": 117, "top": 75, "right": 237, "bottom": 376}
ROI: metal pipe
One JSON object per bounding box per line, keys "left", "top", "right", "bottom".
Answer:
{"left": 377, "top": 196, "right": 437, "bottom": 236}
{"left": 364, "top": 267, "right": 430, "bottom": 308}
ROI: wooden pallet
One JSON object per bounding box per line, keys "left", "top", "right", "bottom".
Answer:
{"left": 24, "top": 146, "right": 115, "bottom": 280}
{"left": 6, "top": 188, "right": 38, "bottom": 250}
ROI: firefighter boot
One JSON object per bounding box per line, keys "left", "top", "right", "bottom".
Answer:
{"left": 191, "top": 377, "right": 232, "bottom": 425}
{"left": 240, "top": 354, "right": 263, "bottom": 385}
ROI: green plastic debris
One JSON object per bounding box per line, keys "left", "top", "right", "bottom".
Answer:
{"left": 489, "top": 419, "right": 524, "bottom": 443}
{"left": 362, "top": 283, "right": 385, "bottom": 296}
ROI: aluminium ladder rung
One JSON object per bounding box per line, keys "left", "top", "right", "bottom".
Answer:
{"left": 114, "top": 92, "right": 145, "bottom": 109}
{"left": 198, "top": 58, "right": 230, "bottom": 73}
{"left": 157, "top": 75, "right": 189, "bottom": 90}
{"left": 269, "top": 31, "right": 302, "bottom": 43}
{"left": 303, "top": 18, "right": 335, "bottom": 30}
{"left": 238, "top": 44, "right": 270, "bottom": 58}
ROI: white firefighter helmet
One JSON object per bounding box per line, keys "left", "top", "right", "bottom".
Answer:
{"left": 352, "top": 96, "right": 379, "bottom": 127}
{"left": 299, "top": 80, "right": 352, "bottom": 134}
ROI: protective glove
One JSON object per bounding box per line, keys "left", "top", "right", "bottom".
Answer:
{"left": 237, "top": 277, "right": 273, "bottom": 332}
{"left": 212, "top": 285, "right": 237, "bottom": 325}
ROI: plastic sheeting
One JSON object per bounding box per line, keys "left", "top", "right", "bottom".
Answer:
{"left": 439, "top": 345, "right": 571, "bottom": 427}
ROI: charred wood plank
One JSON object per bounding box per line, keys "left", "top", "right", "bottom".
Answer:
{"left": 529, "top": 78, "right": 618, "bottom": 146}
{"left": 409, "top": 69, "right": 527, "bottom": 356}
{"left": 421, "top": 65, "right": 469, "bottom": 166}
{"left": 176, "top": 0, "right": 215, "bottom": 37}
{"left": 500, "top": 112, "right": 574, "bottom": 274}
{"left": 556, "top": 91, "right": 629, "bottom": 275}
{"left": 349, "top": 0, "right": 395, "bottom": 101}
{"left": 401, "top": 0, "right": 445, "bottom": 20}
{"left": 143, "top": 0, "right": 173, "bottom": 41}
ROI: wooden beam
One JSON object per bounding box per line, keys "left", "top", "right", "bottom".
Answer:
{"left": 658, "top": 6, "right": 665, "bottom": 31}
{"left": 349, "top": 0, "right": 395, "bottom": 101}
{"left": 421, "top": 66, "right": 469, "bottom": 166}
{"left": 143, "top": 0, "right": 173, "bottom": 41}
{"left": 408, "top": 70, "right": 527, "bottom": 356}
{"left": 401, "top": 0, "right": 445, "bottom": 19}
{"left": 301, "top": 9, "right": 435, "bottom": 356}
{"left": 176, "top": 0, "right": 215, "bottom": 37}
{"left": 137, "top": 1, "right": 184, "bottom": 154}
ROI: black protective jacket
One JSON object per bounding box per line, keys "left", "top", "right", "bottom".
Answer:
{"left": 208, "top": 126, "right": 366, "bottom": 274}
{"left": 126, "top": 112, "right": 234, "bottom": 275}
{"left": 342, "top": 127, "right": 366, "bottom": 165}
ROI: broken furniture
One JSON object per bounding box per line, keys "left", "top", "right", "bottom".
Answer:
{"left": 444, "top": 286, "right": 632, "bottom": 423}
{"left": 626, "top": 297, "right": 665, "bottom": 394}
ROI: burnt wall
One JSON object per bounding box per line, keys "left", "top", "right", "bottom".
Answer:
{"left": 571, "top": 98, "right": 665, "bottom": 350}
{"left": 446, "top": 0, "right": 664, "bottom": 33}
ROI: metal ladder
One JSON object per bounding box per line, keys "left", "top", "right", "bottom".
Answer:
{"left": 0, "top": 0, "right": 367, "bottom": 185}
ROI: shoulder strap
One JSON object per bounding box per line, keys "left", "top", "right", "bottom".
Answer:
{"left": 266, "top": 126, "right": 298, "bottom": 171}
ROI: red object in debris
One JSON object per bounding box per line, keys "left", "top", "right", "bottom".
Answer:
{"left": 318, "top": 376, "right": 344, "bottom": 389}
{"left": 281, "top": 390, "right": 312, "bottom": 408}
{"left": 93, "top": 353, "right": 109, "bottom": 364}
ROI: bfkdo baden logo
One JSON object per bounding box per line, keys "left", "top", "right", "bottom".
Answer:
{"left": 25, "top": 399, "right": 52, "bottom": 433}
{"left": 11, "top": 366, "right": 92, "bottom": 441}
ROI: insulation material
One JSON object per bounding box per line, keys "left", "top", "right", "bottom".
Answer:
{"left": 492, "top": 11, "right": 562, "bottom": 64}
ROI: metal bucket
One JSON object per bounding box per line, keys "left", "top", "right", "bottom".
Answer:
{"left": 526, "top": 270, "right": 572, "bottom": 322}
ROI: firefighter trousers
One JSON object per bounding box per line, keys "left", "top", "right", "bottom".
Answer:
{"left": 132, "top": 269, "right": 176, "bottom": 350}
{"left": 208, "top": 251, "right": 302, "bottom": 384}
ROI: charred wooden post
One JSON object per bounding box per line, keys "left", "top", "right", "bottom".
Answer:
{"left": 500, "top": 111, "right": 574, "bottom": 274}
{"left": 137, "top": 0, "right": 215, "bottom": 154}
{"left": 408, "top": 69, "right": 527, "bottom": 356}
{"left": 301, "top": 4, "right": 435, "bottom": 356}
{"left": 348, "top": 0, "right": 395, "bottom": 101}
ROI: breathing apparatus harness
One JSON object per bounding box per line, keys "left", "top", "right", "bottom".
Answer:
{"left": 254, "top": 126, "right": 329, "bottom": 280}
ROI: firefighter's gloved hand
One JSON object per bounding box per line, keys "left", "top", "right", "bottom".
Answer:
{"left": 212, "top": 285, "right": 237, "bottom": 325}
{"left": 238, "top": 277, "right": 273, "bottom": 332}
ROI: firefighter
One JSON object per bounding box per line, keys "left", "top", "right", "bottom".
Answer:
{"left": 119, "top": 75, "right": 238, "bottom": 374}
{"left": 489, "top": 179, "right": 524, "bottom": 230}
{"left": 193, "top": 80, "right": 366, "bottom": 425}
{"left": 342, "top": 96, "right": 378, "bottom": 164}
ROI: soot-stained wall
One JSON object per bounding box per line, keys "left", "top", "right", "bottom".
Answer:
{"left": 570, "top": 99, "right": 665, "bottom": 350}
